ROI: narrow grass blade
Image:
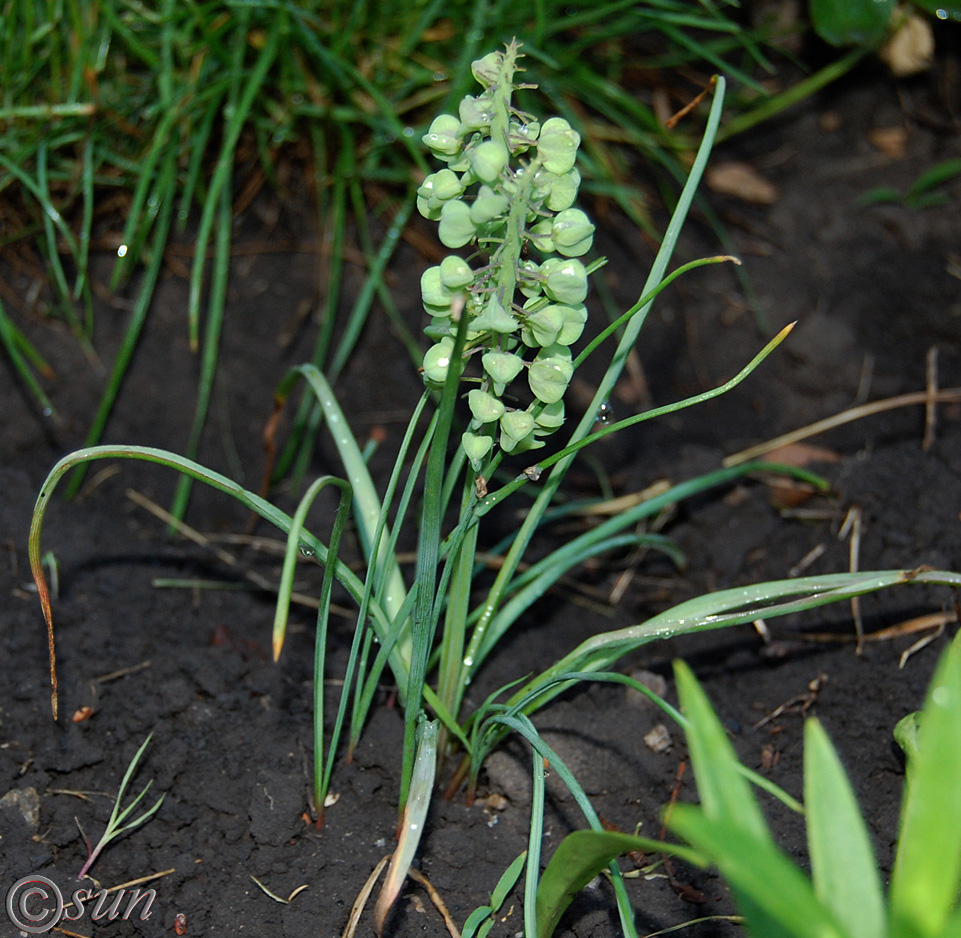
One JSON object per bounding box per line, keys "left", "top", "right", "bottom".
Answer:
{"left": 372, "top": 719, "right": 437, "bottom": 937}
{"left": 0, "top": 297, "right": 56, "bottom": 415}
{"left": 28, "top": 444, "right": 402, "bottom": 718}
{"left": 525, "top": 752, "right": 546, "bottom": 938}
{"left": 804, "top": 719, "right": 885, "bottom": 938}
{"left": 889, "top": 635, "right": 961, "bottom": 938}
{"left": 492, "top": 713, "right": 639, "bottom": 938}
{"left": 275, "top": 366, "right": 409, "bottom": 636}
{"left": 65, "top": 147, "right": 178, "bottom": 498}
{"left": 503, "top": 569, "right": 961, "bottom": 727}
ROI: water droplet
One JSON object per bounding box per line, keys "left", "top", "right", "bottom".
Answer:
{"left": 462, "top": 655, "right": 474, "bottom": 668}
{"left": 42, "top": 407, "right": 53, "bottom": 418}
{"left": 408, "top": 822, "right": 419, "bottom": 831}
{"left": 299, "top": 545, "right": 315, "bottom": 558}
{"left": 402, "top": 127, "right": 415, "bottom": 138}
{"left": 595, "top": 400, "right": 614, "bottom": 425}
{"left": 117, "top": 244, "right": 128, "bottom": 258}
{"left": 432, "top": 71, "right": 447, "bottom": 82}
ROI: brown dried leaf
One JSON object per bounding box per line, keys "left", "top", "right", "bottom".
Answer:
{"left": 868, "top": 126, "right": 909, "bottom": 159}
{"left": 706, "top": 161, "right": 779, "bottom": 204}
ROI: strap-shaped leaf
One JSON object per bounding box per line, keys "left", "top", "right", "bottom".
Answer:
{"left": 804, "top": 719, "right": 885, "bottom": 938}
{"left": 890, "top": 636, "right": 961, "bottom": 938}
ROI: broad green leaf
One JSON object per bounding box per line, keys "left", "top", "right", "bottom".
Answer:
{"left": 804, "top": 719, "right": 885, "bottom": 938}
{"left": 534, "top": 829, "right": 705, "bottom": 938}
{"left": 668, "top": 806, "right": 846, "bottom": 938}
{"left": 674, "top": 661, "right": 771, "bottom": 842}
{"left": 809, "top": 0, "right": 894, "bottom": 47}
{"left": 890, "top": 636, "right": 961, "bottom": 938}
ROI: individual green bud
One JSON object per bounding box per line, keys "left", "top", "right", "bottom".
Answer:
{"left": 471, "top": 52, "right": 501, "bottom": 87}
{"left": 556, "top": 303, "right": 588, "bottom": 345}
{"left": 423, "top": 114, "right": 462, "bottom": 159}
{"left": 424, "top": 317, "right": 454, "bottom": 340}
{"left": 545, "top": 168, "right": 581, "bottom": 211}
{"left": 518, "top": 260, "right": 544, "bottom": 299}
{"left": 439, "top": 255, "right": 474, "bottom": 290}
{"left": 541, "top": 257, "right": 588, "bottom": 305}
{"left": 416, "top": 169, "right": 465, "bottom": 218}
{"left": 521, "top": 302, "right": 565, "bottom": 347}
{"left": 499, "top": 410, "right": 535, "bottom": 452}
{"left": 552, "top": 208, "right": 594, "bottom": 257}
{"left": 421, "top": 266, "right": 453, "bottom": 310}
{"left": 470, "top": 185, "right": 509, "bottom": 225}
{"left": 482, "top": 349, "right": 525, "bottom": 394}
{"left": 423, "top": 337, "right": 455, "bottom": 384}
{"left": 469, "top": 140, "right": 509, "bottom": 185}
{"left": 439, "top": 199, "right": 476, "bottom": 249}
{"left": 534, "top": 398, "right": 565, "bottom": 431}
{"left": 462, "top": 431, "right": 493, "bottom": 471}
{"left": 458, "top": 94, "right": 494, "bottom": 135}
{"left": 468, "top": 388, "right": 506, "bottom": 424}
{"left": 510, "top": 119, "right": 540, "bottom": 152}
{"left": 537, "top": 117, "right": 580, "bottom": 175}
{"left": 471, "top": 295, "right": 517, "bottom": 334}
{"left": 527, "top": 219, "right": 555, "bottom": 254}
{"left": 528, "top": 344, "right": 574, "bottom": 404}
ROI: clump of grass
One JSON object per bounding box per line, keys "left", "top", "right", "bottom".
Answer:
{"left": 75, "top": 734, "right": 164, "bottom": 881}
{"left": 4, "top": 0, "right": 869, "bottom": 514}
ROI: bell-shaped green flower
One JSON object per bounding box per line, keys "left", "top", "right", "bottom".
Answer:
{"left": 439, "top": 255, "right": 474, "bottom": 291}
{"left": 538, "top": 117, "right": 580, "bottom": 175}
{"left": 462, "top": 431, "right": 493, "bottom": 471}
{"left": 528, "top": 344, "right": 573, "bottom": 404}
{"left": 458, "top": 94, "right": 494, "bottom": 135}
{"left": 470, "top": 185, "right": 509, "bottom": 226}
{"left": 423, "top": 114, "right": 462, "bottom": 159}
{"left": 469, "top": 140, "right": 509, "bottom": 185}
{"left": 421, "top": 266, "right": 453, "bottom": 311}
{"left": 518, "top": 260, "right": 544, "bottom": 299}
{"left": 527, "top": 219, "right": 555, "bottom": 254}
{"left": 423, "top": 337, "right": 455, "bottom": 384}
{"left": 416, "top": 169, "right": 464, "bottom": 219}
{"left": 510, "top": 119, "right": 539, "bottom": 153}
{"left": 552, "top": 208, "right": 594, "bottom": 257}
{"left": 499, "top": 410, "right": 535, "bottom": 452}
{"left": 471, "top": 295, "right": 517, "bottom": 334}
{"left": 521, "top": 302, "right": 566, "bottom": 347}
{"left": 541, "top": 258, "right": 588, "bottom": 305}
{"left": 545, "top": 168, "right": 581, "bottom": 211}
{"left": 534, "top": 398, "right": 565, "bottom": 431}
{"left": 438, "top": 199, "right": 476, "bottom": 249}
{"left": 468, "top": 388, "right": 506, "bottom": 424}
{"left": 556, "top": 303, "right": 588, "bottom": 345}
{"left": 471, "top": 52, "right": 501, "bottom": 87}
{"left": 482, "top": 349, "right": 525, "bottom": 395}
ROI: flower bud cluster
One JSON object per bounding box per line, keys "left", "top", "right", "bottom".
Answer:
{"left": 417, "top": 43, "right": 595, "bottom": 471}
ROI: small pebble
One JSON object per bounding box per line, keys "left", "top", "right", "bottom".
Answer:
{"left": 644, "top": 724, "right": 672, "bottom": 754}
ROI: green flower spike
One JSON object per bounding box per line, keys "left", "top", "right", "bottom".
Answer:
{"left": 417, "top": 40, "right": 597, "bottom": 466}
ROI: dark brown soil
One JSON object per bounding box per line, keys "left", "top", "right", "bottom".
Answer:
{"left": 2, "top": 57, "right": 960, "bottom": 938}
